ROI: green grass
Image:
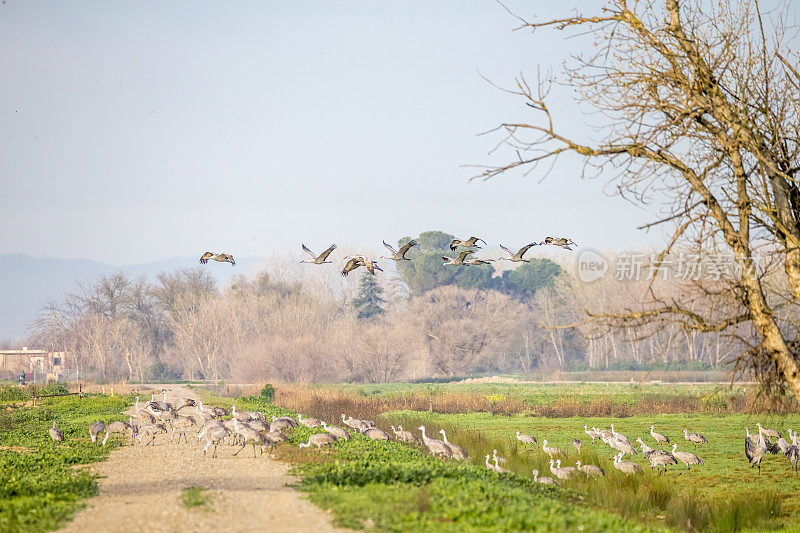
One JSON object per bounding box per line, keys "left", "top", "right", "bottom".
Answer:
{"left": 332, "top": 381, "right": 752, "bottom": 409}
{"left": 0, "top": 393, "right": 133, "bottom": 533}
{"left": 179, "top": 486, "right": 213, "bottom": 509}
{"left": 380, "top": 410, "right": 798, "bottom": 531}
{"left": 292, "top": 431, "right": 653, "bottom": 532}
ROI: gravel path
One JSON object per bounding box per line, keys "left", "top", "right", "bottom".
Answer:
{"left": 59, "top": 386, "right": 345, "bottom": 533}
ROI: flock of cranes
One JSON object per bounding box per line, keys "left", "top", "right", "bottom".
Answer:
{"left": 198, "top": 235, "right": 578, "bottom": 277}
{"left": 39, "top": 389, "right": 800, "bottom": 524}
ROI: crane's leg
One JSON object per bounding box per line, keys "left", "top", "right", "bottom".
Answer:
{"left": 252, "top": 442, "right": 257, "bottom": 458}
{"left": 233, "top": 443, "right": 247, "bottom": 456}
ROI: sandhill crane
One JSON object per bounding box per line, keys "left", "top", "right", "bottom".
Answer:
{"left": 533, "top": 469, "right": 558, "bottom": 485}
{"left": 232, "top": 419, "right": 266, "bottom": 457}
{"left": 597, "top": 427, "right": 614, "bottom": 441}
{"left": 572, "top": 438, "right": 582, "bottom": 453}
{"left": 576, "top": 461, "right": 605, "bottom": 477}
{"left": 299, "top": 433, "right": 337, "bottom": 450}
{"left": 613, "top": 453, "right": 642, "bottom": 475}
{"left": 464, "top": 257, "right": 494, "bottom": 266}
{"left": 635, "top": 438, "right": 655, "bottom": 457}
{"left": 246, "top": 419, "right": 270, "bottom": 433}
{"left": 231, "top": 405, "right": 253, "bottom": 422}
{"left": 745, "top": 427, "right": 767, "bottom": 473}
{"left": 298, "top": 414, "right": 323, "bottom": 428}
{"left": 89, "top": 421, "right": 106, "bottom": 444}
{"left": 542, "top": 440, "right": 566, "bottom": 459}
{"left": 439, "top": 429, "right": 468, "bottom": 460}
{"left": 173, "top": 398, "right": 196, "bottom": 411}
{"left": 341, "top": 256, "right": 383, "bottom": 276}
{"left": 49, "top": 421, "right": 64, "bottom": 442}
{"left": 648, "top": 449, "right": 678, "bottom": 473}
{"left": 650, "top": 426, "right": 670, "bottom": 445}
{"left": 450, "top": 236, "right": 485, "bottom": 251}
{"left": 550, "top": 459, "right": 577, "bottom": 480}
{"left": 485, "top": 454, "right": 508, "bottom": 473}
{"left": 270, "top": 419, "right": 295, "bottom": 433}
{"left": 584, "top": 425, "right": 602, "bottom": 443}
{"left": 382, "top": 240, "right": 417, "bottom": 261}
{"left": 364, "top": 428, "right": 391, "bottom": 441}
{"left": 442, "top": 250, "right": 474, "bottom": 266}
{"left": 273, "top": 415, "right": 299, "bottom": 427}
{"left": 260, "top": 429, "right": 290, "bottom": 455}
{"left": 516, "top": 431, "right": 537, "bottom": 447}
{"left": 786, "top": 444, "right": 799, "bottom": 472}
{"left": 322, "top": 422, "right": 351, "bottom": 440}
{"left": 301, "top": 244, "right": 337, "bottom": 264}
{"left": 492, "top": 449, "right": 507, "bottom": 465}
{"left": 610, "top": 424, "right": 632, "bottom": 444}
{"left": 608, "top": 435, "right": 637, "bottom": 456}
{"left": 684, "top": 429, "right": 708, "bottom": 448}
{"left": 202, "top": 425, "right": 229, "bottom": 457}
{"left": 756, "top": 423, "right": 781, "bottom": 440}
{"left": 196, "top": 402, "right": 228, "bottom": 418}
{"left": 418, "top": 426, "right": 452, "bottom": 458}
{"left": 103, "top": 421, "right": 131, "bottom": 446}
{"left": 391, "top": 426, "right": 421, "bottom": 444}
{"left": 498, "top": 243, "right": 538, "bottom": 262}
{"left": 199, "top": 252, "right": 235, "bottom": 265}
{"left": 671, "top": 444, "right": 703, "bottom": 470}
{"left": 541, "top": 237, "right": 576, "bottom": 250}
{"left": 138, "top": 423, "right": 160, "bottom": 446}
{"left": 128, "top": 417, "right": 139, "bottom": 441}
{"left": 171, "top": 416, "right": 197, "bottom": 443}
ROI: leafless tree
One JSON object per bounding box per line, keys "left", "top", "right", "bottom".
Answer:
{"left": 479, "top": 0, "right": 800, "bottom": 400}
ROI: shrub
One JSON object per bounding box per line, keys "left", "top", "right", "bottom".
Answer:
{"left": 260, "top": 383, "right": 275, "bottom": 402}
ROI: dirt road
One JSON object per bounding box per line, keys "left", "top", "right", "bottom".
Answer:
{"left": 59, "top": 386, "right": 344, "bottom": 533}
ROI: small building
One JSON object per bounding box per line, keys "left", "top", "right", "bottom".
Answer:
{"left": 0, "top": 347, "right": 66, "bottom": 380}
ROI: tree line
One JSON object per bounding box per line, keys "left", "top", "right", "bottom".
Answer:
{"left": 21, "top": 230, "right": 753, "bottom": 383}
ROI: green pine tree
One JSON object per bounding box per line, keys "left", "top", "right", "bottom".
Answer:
{"left": 352, "top": 272, "right": 386, "bottom": 319}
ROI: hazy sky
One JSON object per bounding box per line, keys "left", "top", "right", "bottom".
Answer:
{"left": 1, "top": 1, "right": 663, "bottom": 265}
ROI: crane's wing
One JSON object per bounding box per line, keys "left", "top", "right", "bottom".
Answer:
{"left": 397, "top": 240, "right": 417, "bottom": 256}
{"left": 341, "top": 258, "right": 361, "bottom": 276}
{"left": 382, "top": 240, "right": 397, "bottom": 255}
{"left": 499, "top": 244, "right": 513, "bottom": 256}
{"left": 223, "top": 254, "right": 236, "bottom": 265}
{"left": 199, "top": 252, "right": 214, "bottom": 264}
{"left": 449, "top": 239, "right": 460, "bottom": 251}
{"left": 365, "top": 261, "right": 376, "bottom": 275}
{"left": 301, "top": 244, "right": 317, "bottom": 259}
{"left": 517, "top": 243, "right": 537, "bottom": 258}
{"left": 474, "top": 237, "right": 486, "bottom": 246}
{"left": 316, "top": 244, "right": 337, "bottom": 262}
{"left": 457, "top": 250, "right": 474, "bottom": 261}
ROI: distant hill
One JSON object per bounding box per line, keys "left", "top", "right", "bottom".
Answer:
{"left": 0, "top": 254, "right": 264, "bottom": 341}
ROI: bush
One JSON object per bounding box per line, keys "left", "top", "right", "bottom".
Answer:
{"left": 0, "top": 386, "right": 30, "bottom": 403}
{"left": 260, "top": 383, "right": 275, "bottom": 402}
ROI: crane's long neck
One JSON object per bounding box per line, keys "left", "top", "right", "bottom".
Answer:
{"left": 672, "top": 444, "right": 677, "bottom": 453}
{"left": 493, "top": 457, "right": 501, "bottom": 468}
{"left": 420, "top": 427, "right": 427, "bottom": 441}
{"left": 440, "top": 430, "right": 448, "bottom": 443}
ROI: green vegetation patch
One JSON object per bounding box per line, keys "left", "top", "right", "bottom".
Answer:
{"left": 382, "top": 410, "right": 795, "bottom": 532}
{"left": 179, "top": 486, "right": 213, "bottom": 509}
{"left": 293, "top": 433, "right": 652, "bottom": 532}
{"left": 0, "top": 392, "right": 133, "bottom": 533}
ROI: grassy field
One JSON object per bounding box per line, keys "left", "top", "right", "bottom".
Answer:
{"left": 272, "top": 381, "right": 800, "bottom": 532}
{"left": 0, "top": 387, "right": 133, "bottom": 533}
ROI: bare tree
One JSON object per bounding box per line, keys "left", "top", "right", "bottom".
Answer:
{"left": 479, "top": 0, "right": 800, "bottom": 399}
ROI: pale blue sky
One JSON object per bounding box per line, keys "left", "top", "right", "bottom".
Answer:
{"left": 1, "top": 1, "right": 661, "bottom": 264}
